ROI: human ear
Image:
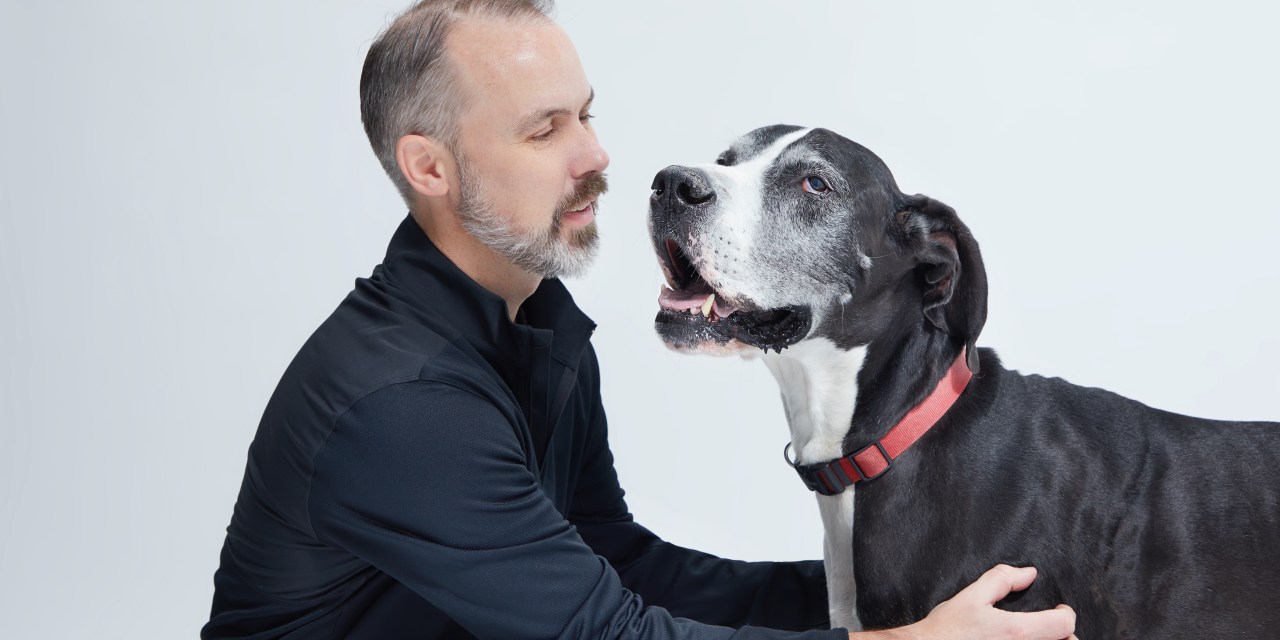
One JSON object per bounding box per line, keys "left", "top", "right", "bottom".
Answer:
{"left": 396, "top": 134, "right": 453, "bottom": 198}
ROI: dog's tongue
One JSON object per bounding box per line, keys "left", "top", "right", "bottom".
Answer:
{"left": 658, "top": 286, "right": 706, "bottom": 311}
{"left": 658, "top": 286, "right": 741, "bottom": 317}
{"left": 711, "top": 297, "right": 739, "bottom": 317}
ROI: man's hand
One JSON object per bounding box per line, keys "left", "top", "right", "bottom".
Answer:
{"left": 851, "top": 564, "right": 1078, "bottom": 640}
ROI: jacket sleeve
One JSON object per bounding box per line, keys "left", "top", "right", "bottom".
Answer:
{"left": 307, "top": 380, "right": 844, "bottom": 640}
{"left": 568, "top": 352, "right": 833, "bottom": 631}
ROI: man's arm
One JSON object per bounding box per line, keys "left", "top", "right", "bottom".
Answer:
{"left": 566, "top": 344, "right": 827, "bottom": 629}
{"left": 306, "top": 380, "right": 845, "bottom": 640}
{"left": 567, "top": 399, "right": 828, "bottom": 629}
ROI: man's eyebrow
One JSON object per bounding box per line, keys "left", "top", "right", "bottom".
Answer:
{"left": 513, "top": 89, "right": 596, "bottom": 136}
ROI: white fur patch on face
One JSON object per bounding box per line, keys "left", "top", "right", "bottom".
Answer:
{"left": 688, "top": 128, "right": 814, "bottom": 309}
{"left": 763, "top": 337, "right": 867, "bottom": 631}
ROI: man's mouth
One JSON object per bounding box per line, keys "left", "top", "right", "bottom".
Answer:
{"left": 559, "top": 173, "right": 609, "bottom": 226}
{"left": 562, "top": 200, "right": 596, "bottom": 225}
{"left": 654, "top": 237, "right": 811, "bottom": 352}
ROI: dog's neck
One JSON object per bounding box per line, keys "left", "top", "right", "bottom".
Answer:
{"left": 848, "top": 322, "right": 964, "bottom": 452}
{"left": 762, "top": 338, "right": 868, "bottom": 465}
{"left": 762, "top": 323, "right": 963, "bottom": 463}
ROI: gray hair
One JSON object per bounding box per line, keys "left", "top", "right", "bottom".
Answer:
{"left": 359, "top": 0, "right": 557, "bottom": 204}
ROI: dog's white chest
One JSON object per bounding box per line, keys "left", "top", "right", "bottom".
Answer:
{"left": 816, "top": 490, "right": 858, "bottom": 630}
{"left": 763, "top": 339, "right": 866, "bottom": 630}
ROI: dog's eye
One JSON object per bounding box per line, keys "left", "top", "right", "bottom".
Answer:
{"left": 802, "top": 176, "right": 831, "bottom": 194}
{"left": 716, "top": 152, "right": 735, "bottom": 166}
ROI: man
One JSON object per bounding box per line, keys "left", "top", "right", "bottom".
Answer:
{"left": 203, "top": 1, "right": 1078, "bottom": 638}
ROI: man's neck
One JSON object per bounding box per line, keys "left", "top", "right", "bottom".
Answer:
{"left": 410, "top": 210, "right": 540, "bottom": 323}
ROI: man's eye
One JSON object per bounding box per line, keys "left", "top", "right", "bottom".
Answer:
{"left": 801, "top": 176, "right": 831, "bottom": 194}
{"left": 531, "top": 128, "right": 555, "bottom": 142}
{"left": 579, "top": 112, "right": 595, "bottom": 123}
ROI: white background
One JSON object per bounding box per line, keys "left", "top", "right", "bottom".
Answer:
{"left": 2, "top": 1, "right": 1278, "bottom": 637}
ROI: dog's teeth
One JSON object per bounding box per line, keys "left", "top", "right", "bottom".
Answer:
{"left": 701, "top": 294, "right": 715, "bottom": 317}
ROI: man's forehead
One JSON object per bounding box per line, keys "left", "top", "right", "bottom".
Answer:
{"left": 447, "top": 18, "right": 589, "bottom": 120}
{"left": 448, "top": 17, "right": 567, "bottom": 71}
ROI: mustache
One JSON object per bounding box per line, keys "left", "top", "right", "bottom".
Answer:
{"left": 557, "top": 172, "right": 609, "bottom": 216}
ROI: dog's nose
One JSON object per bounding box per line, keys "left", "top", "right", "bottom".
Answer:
{"left": 651, "top": 166, "right": 715, "bottom": 207}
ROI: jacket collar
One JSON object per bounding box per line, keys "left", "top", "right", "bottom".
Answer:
{"left": 378, "top": 214, "right": 596, "bottom": 369}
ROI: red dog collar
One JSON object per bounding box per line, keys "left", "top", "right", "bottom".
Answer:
{"left": 787, "top": 350, "right": 973, "bottom": 495}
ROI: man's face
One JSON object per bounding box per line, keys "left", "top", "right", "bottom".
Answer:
{"left": 446, "top": 18, "right": 610, "bottom": 279}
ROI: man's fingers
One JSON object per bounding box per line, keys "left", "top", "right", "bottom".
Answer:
{"left": 913, "top": 571, "right": 1076, "bottom": 640}
{"left": 1059, "top": 603, "right": 1079, "bottom": 640}
{"left": 960, "top": 564, "right": 1038, "bottom": 605}
{"left": 1006, "top": 604, "right": 1077, "bottom": 640}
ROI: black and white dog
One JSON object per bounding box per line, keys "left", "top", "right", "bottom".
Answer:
{"left": 647, "top": 125, "right": 1280, "bottom": 637}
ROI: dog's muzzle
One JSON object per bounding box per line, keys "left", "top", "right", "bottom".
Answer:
{"left": 647, "top": 164, "right": 814, "bottom": 354}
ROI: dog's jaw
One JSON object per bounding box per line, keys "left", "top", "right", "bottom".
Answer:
{"left": 763, "top": 338, "right": 867, "bottom": 630}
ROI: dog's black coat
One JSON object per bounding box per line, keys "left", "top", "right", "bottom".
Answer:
{"left": 651, "top": 126, "right": 1280, "bottom": 638}
{"left": 855, "top": 348, "right": 1280, "bottom": 637}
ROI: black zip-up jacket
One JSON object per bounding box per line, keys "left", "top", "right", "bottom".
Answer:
{"left": 202, "top": 215, "right": 845, "bottom": 639}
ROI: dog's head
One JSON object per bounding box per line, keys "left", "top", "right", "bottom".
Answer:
{"left": 649, "top": 125, "right": 987, "bottom": 365}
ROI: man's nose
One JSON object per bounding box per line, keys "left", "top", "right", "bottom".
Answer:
{"left": 571, "top": 130, "right": 610, "bottom": 178}
{"left": 651, "top": 166, "right": 715, "bottom": 208}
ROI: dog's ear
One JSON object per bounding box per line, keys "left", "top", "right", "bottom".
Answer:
{"left": 897, "top": 194, "right": 988, "bottom": 372}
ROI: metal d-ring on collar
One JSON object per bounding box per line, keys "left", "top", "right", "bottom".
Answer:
{"left": 786, "top": 439, "right": 892, "bottom": 496}
{"left": 783, "top": 441, "right": 857, "bottom": 496}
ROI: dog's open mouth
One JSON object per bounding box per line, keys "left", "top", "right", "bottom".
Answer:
{"left": 654, "top": 238, "right": 811, "bottom": 353}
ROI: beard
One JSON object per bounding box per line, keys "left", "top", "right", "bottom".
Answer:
{"left": 454, "top": 155, "right": 607, "bottom": 279}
